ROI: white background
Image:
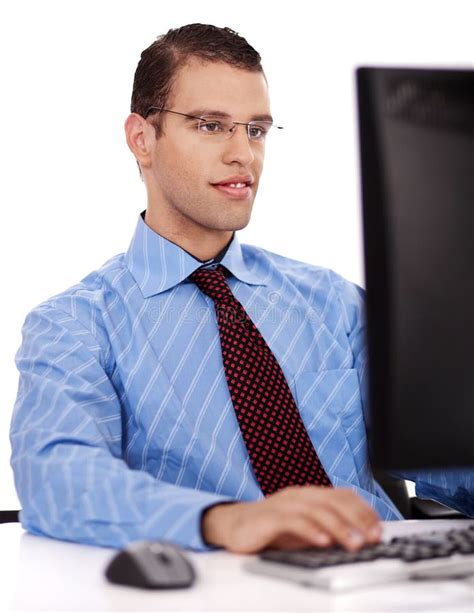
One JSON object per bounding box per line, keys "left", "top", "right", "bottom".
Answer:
{"left": 1, "top": 0, "right": 472, "bottom": 510}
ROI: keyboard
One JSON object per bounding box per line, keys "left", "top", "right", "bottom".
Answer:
{"left": 243, "top": 524, "right": 474, "bottom": 591}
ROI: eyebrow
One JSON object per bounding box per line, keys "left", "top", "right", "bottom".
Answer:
{"left": 186, "top": 108, "right": 274, "bottom": 123}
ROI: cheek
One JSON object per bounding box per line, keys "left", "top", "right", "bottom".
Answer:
{"left": 253, "top": 146, "right": 265, "bottom": 168}
{"left": 156, "top": 143, "right": 194, "bottom": 181}
{"left": 173, "top": 141, "right": 209, "bottom": 173}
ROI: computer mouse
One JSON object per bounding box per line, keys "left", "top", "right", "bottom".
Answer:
{"left": 105, "top": 540, "right": 196, "bottom": 589}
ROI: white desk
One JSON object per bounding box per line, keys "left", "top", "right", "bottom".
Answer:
{"left": 1, "top": 520, "right": 473, "bottom": 612}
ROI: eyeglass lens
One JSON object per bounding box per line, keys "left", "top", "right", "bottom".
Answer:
{"left": 197, "top": 117, "right": 273, "bottom": 140}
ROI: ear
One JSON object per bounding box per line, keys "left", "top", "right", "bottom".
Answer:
{"left": 124, "top": 113, "right": 155, "bottom": 171}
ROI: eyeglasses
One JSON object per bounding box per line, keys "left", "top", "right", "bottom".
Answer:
{"left": 144, "top": 106, "right": 284, "bottom": 142}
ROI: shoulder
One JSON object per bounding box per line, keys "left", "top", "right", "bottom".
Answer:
{"left": 241, "top": 243, "right": 366, "bottom": 332}
{"left": 241, "top": 242, "right": 365, "bottom": 298}
{"left": 28, "top": 253, "right": 128, "bottom": 313}
{"left": 20, "top": 253, "right": 131, "bottom": 368}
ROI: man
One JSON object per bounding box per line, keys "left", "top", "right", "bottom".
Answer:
{"left": 10, "top": 23, "right": 472, "bottom": 554}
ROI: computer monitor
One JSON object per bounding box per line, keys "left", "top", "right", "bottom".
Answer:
{"left": 356, "top": 66, "right": 474, "bottom": 471}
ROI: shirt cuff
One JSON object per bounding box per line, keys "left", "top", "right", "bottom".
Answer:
{"left": 161, "top": 490, "right": 237, "bottom": 552}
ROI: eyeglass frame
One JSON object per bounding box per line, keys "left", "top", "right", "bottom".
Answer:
{"left": 143, "top": 105, "right": 284, "bottom": 140}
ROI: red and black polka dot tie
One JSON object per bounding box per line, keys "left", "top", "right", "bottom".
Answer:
{"left": 189, "top": 264, "right": 332, "bottom": 496}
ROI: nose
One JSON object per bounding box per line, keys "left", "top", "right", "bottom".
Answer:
{"left": 221, "top": 124, "right": 255, "bottom": 167}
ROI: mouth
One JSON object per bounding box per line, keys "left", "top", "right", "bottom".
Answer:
{"left": 211, "top": 182, "right": 253, "bottom": 200}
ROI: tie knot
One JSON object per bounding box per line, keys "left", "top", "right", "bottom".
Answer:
{"left": 189, "top": 264, "right": 235, "bottom": 303}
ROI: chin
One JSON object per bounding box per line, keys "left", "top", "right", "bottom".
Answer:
{"left": 233, "top": 217, "right": 252, "bottom": 231}
{"left": 224, "top": 211, "right": 253, "bottom": 231}
{"left": 204, "top": 204, "right": 253, "bottom": 232}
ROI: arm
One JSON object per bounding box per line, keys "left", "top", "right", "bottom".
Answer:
{"left": 332, "top": 272, "right": 474, "bottom": 518}
{"left": 10, "top": 304, "right": 234, "bottom": 550}
{"left": 396, "top": 469, "right": 474, "bottom": 517}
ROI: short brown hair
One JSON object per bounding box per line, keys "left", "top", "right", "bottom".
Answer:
{"left": 130, "top": 23, "right": 266, "bottom": 177}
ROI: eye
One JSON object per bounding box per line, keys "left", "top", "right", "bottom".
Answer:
{"left": 249, "top": 124, "right": 269, "bottom": 139}
{"left": 198, "top": 121, "right": 224, "bottom": 134}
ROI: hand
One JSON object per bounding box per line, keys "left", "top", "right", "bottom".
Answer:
{"left": 201, "top": 485, "right": 382, "bottom": 554}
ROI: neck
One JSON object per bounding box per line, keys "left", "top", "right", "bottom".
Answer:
{"left": 143, "top": 208, "right": 233, "bottom": 262}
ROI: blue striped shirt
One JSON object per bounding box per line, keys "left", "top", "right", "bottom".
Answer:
{"left": 10, "top": 212, "right": 473, "bottom": 550}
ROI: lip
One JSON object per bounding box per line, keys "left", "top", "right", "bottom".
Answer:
{"left": 213, "top": 175, "right": 254, "bottom": 186}
{"left": 212, "top": 183, "right": 252, "bottom": 199}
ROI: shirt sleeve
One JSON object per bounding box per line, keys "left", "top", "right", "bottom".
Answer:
{"left": 10, "top": 304, "right": 235, "bottom": 551}
{"left": 331, "top": 271, "right": 474, "bottom": 518}
{"left": 399, "top": 469, "right": 474, "bottom": 517}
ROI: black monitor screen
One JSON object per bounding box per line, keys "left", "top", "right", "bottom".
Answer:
{"left": 357, "top": 66, "right": 474, "bottom": 470}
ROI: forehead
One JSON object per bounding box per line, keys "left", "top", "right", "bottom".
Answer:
{"left": 168, "top": 58, "right": 271, "bottom": 118}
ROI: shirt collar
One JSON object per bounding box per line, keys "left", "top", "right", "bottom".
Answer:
{"left": 125, "top": 211, "right": 267, "bottom": 298}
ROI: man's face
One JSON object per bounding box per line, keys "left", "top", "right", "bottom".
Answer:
{"left": 143, "top": 58, "right": 272, "bottom": 237}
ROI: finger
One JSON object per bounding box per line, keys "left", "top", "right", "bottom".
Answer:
{"left": 270, "top": 532, "right": 325, "bottom": 550}
{"left": 327, "top": 490, "right": 382, "bottom": 543}
{"left": 300, "top": 487, "right": 381, "bottom": 544}
{"left": 301, "top": 504, "right": 369, "bottom": 551}
{"left": 270, "top": 513, "right": 333, "bottom": 549}
{"left": 226, "top": 507, "right": 331, "bottom": 554}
